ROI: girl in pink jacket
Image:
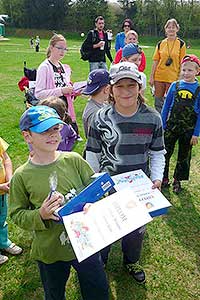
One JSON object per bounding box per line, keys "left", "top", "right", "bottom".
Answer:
{"left": 35, "top": 34, "right": 81, "bottom": 139}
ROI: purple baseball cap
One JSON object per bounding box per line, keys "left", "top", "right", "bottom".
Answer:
{"left": 19, "top": 105, "right": 65, "bottom": 133}
{"left": 82, "top": 69, "right": 110, "bottom": 95}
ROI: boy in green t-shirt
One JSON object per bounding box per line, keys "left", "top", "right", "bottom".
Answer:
{"left": 9, "top": 106, "right": 109, "bottom": 300}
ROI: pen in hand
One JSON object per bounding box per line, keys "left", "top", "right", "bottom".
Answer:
{"left": 48, "top": 171, "right": 58, "bottom": 200}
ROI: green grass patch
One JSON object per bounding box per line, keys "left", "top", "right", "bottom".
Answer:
{"left": 0, "top": 36, "right": 200, "bottom": 300}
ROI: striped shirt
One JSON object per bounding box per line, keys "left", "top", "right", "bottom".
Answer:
{"left": 86, "top": 103, "right": 165, "bottom": 176}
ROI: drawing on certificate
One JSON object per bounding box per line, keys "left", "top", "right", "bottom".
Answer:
{"left": 63, "top": 189, "right": 152, "bottom": 262}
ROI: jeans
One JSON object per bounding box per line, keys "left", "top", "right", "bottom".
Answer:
{"left": 0, "top": 194, "right": 11, "bottom": 250}
{"left": 89, "top": 62, "right": 108, "bottom": 72}
{"left": 37, "top": 253, "right": 109, "bottom": 300}
{"left": 101, "top": 226, "right": 146, "bottom": 265}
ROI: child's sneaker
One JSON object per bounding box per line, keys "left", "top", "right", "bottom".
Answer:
{"left": 162, "top": 178, "right": 170, "bottom": 188}
{"left": 172, "top": 179, "right": 181, "bottom": 194}
{"left": 0, "top": 254, "right": 8, "bottom": 265}
{"left": 124, "top": 261, "right": 146, "bottom": 284}
{"left": 3, "top": 243, "right": 22, "bottom": 255}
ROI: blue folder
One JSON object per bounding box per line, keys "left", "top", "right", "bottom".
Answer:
{"left": 56, "top": 173, "right": 115, "bottom": 221}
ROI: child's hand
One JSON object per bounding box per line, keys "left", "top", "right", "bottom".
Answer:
{"left": 190, "top": 135, "right": 198, "bottom": 146}
{"left": 62, "top": 86, "right": 73, "bottom": 95}
{"left": 152, "top": 180, "right": 162, "bottom": 191}
{"left": 39, "top": 192, "right": 64, "bottom": 221}
{"left": 95, "top": 41, "right": 105, "bottom": 49}
{"left": 0, "top": 182, "right": 10, "bottom": 193}
{"left": 83, "top": 203, "right": 93, "bottom": 214}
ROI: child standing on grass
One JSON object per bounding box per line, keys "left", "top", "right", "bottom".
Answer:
{"left": 86, "top": 62, "right": 165, "bottom": 284}
{"left": 35, "top": 34, "right": 82, "bottom": 141}
{"left": 0, "top": 137, "right": 22, "bottom": 265}
{"left": 9, "top": 106, "right": 109, "bottom": 300}
{"left": 39, "top": 96, "right": 77, "bottom": 151}
{"left": 161, "top": 55, "right": 200, "bottom": 193}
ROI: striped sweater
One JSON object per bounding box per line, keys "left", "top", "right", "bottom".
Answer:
{"left": 86, "top": 103, "right": 165, "bottom": 179}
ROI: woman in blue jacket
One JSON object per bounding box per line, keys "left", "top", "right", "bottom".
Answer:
{"left": 115, "top": 18, "right": 134, "bottom": 51}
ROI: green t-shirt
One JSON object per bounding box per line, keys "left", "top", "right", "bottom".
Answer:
{"left": 9, "top": 152, "right": 94, "bottom": 263}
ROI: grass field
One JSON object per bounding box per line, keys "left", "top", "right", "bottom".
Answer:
{"left": 0, "top": 35, "right": 200, "bottom": 300}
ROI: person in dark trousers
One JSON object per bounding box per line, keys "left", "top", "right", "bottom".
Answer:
{"left": 161, "top": 54, "right": 200, "bottom": 193}
{"left": 86, "top": 62, "right": 165, "bottom": 284}
{"left": 9, "top": 105, "right": 109, "bottom": 300}
{"left": 35, "top": 36, "right": 40, "bottom": 52}
{"left": 83, "top": 16, "right": 113, "bottom": 72}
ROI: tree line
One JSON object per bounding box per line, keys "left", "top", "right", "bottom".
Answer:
{"left": 0, "top": 0, "right": 200, "bottom": 38}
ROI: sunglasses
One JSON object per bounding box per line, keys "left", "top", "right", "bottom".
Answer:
{"left": 124, "top": 24, "right": 130, "bottom": 28}
{"left": 54, "top": 46, "right": 68, "bottom": 52}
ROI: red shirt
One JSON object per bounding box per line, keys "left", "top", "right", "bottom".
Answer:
{"left": 98, "top": 31, "right": 104, "bottom": 40}
{"left": 113, "top": 48, "right": 146, "bottom": 72}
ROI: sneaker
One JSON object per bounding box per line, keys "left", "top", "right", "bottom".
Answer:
{"left": 161, "top": 178, "right": 170, "bottom": 188}
{"left": 0, "top": 254, "right": 8, "bottom": 265}
{"left": 172, "top": 180, "right": 181, "bottom": 194}
{"left": 3, "top": 243, "right": 23, "bottom": 255}
{"left": 124, "top": 262, "right": 146, "bottom": 284}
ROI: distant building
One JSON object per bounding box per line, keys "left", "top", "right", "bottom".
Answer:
{"left": 0, "top": 15, "right": 9, "bottom": 36}
{"left": 0, "top": 23, "right": 5, "bottom": 36}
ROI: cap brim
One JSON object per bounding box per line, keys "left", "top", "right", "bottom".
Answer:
{"left": 30, "top": 118, "right": 65, "bottom": 133}
{"left": 110, "top": 74, "right": 142, "bottom": 85}
{"left": 82, "top": 84, "right": 102, "bottom": 95}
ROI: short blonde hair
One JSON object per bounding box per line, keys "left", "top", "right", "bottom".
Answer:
{"left": 125, "top": 30, "right": 138, "bottom": 41}
{"left": 46, "top": 34, "right": 66, "bottom": 58}
{"left": 164, "top": 18, "right": 180, "bottom": 31}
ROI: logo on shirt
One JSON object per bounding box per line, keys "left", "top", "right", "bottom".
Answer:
{"left": 178, "top": 90, "right": 193, "bottom": 99}
{"left": 132, "top": 128, "right": 152, "bottom": 136}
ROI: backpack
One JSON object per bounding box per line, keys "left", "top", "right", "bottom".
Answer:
{"left": 80, "top": 30, "right": 96, "bottom": 61}
{"left": 24, "top": 61, "right": 37, "bottom": 81}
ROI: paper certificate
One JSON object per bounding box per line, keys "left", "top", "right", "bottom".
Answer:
{"left": 63, "top": 189, "right": 152, "bottom": 262}
{"left": 112, "top": 170, "right": 171, "bottom": 216}
{"left": 73, "top": 81, "right": 87, "bottom": 92}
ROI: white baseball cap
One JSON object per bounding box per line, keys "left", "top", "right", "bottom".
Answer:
{"left": 109, "top": 62, "right": 142, "bottom": 85}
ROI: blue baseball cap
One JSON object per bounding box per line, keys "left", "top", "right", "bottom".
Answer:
{"left": 122, "top": 43, "right": 142, "bottom": 58}
{"left": 82, "top": 69, "right": 110, "bottom": 95}
{"left": 19, "top": 105, "right": 65, "bottom": 133}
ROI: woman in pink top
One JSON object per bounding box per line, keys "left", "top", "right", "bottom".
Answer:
{"left": 113, "top": 30, "right": 146, "bottom": 72}
{"left": 35, "top": 34, "right": 80, "bottom": 138}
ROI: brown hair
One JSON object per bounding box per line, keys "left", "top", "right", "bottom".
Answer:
{"left": 46, "top": 34, "right": 66, "bottom": 58}
{"left": 164, "top": 18, "right": 180, "bottom": 31}
{"left": 95, "top": 16, "right": 104, "bottom": 23}
{"left": 38, "top": 96, "right": 71, "bottom": 123}
{"left": 122, "top": 18, "right": 134, "bottom": 30}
